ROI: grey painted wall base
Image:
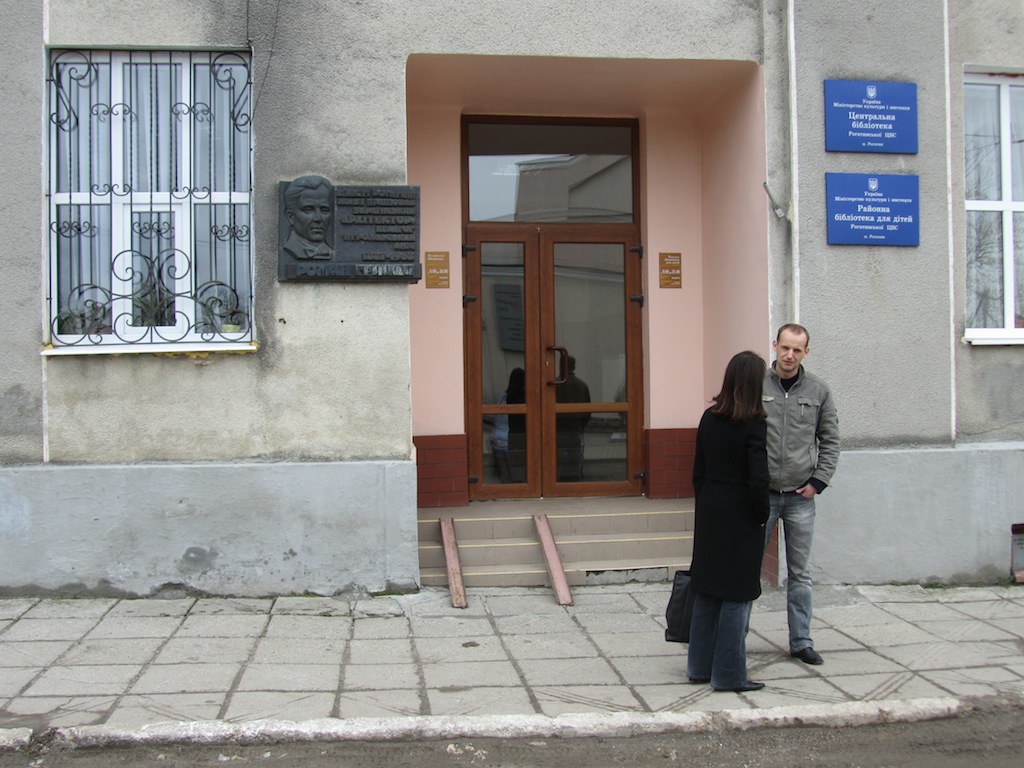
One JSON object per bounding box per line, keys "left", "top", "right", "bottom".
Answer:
{"left": 0, "top": 461, "right": 419, "bottom": 597}
{"left": 807, "top": 443, "right": 1024, "bottom": 586}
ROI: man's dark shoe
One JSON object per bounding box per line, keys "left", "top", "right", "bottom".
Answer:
{"left": 713, "top": 681, "right": 765, "bottom": 693}
{"left": 791, "top": 647, "right": 824, "bottom": 665}
{"left": 688, "top": 677, "right": 710, "bottom": 684}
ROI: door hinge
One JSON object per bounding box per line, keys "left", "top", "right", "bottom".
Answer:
{"left": 630, "top": 294, "right": 645, "bottom": 307}
{"left": 633, "top": 471, "right": 646, "bottom": 480}
{"left": 463, "top": 294, "right": 478, "bottom": 308}
{"left": 468, "top": 475, "right": 479, "bottom": 484}
{"left": 462, "top": 244, "right": 477, "bottom": 256}
{"left": 630, "top": 245, "right": 644, "bottom": 258}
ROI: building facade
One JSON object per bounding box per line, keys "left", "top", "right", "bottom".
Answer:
{"left": 0, "top": 0, "right": 1022, "bottom": 596}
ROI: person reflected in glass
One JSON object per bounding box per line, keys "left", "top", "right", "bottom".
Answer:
{"left": 555, "top": 355, "right": 591, "bottom": 481}
{"left": 502, "top": 368, "right": 526, "bottom": 483}
{"left": 687, "top": 350, "right": 770, "bottom": 692}
{"left": 491, "top": 368, "right": 524, "bottom": 483}
{"left": 281, "top": 176, "right": 335, "bottom": 260}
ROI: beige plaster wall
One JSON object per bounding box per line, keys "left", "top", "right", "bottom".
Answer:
{"left": 789, "top": 0, "right": 954, "bottom": 447}
{"left": 22, "top": 0, "right": 1015, "bottom": 461}
{"left": 948, "top": 0, "right": 1024, "bottom": 441}
{"left": 40, "top": 0, "right": 415, "bottom": 463}
{"left": 28, "top": 0, "right": 776, "bottom": 463}
{"left": 0, "top": 3, "right": 45, "bottom": 463}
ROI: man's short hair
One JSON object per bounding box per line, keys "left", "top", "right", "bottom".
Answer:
{"left": 776, "top": 323, "right": 810, "bottom": 346}
{"left": 284, "top": 176, "right": 332, "bottom": 211}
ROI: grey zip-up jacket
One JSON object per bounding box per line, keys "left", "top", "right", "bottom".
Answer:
{"left": 762, "top": 365, "right": 840, "bottom": 493}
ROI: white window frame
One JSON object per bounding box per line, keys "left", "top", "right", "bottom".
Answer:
{"left": 963, "top": 72, "right": 1024, "bottom": 345}
{"left": 46, "top": 50, "right": 255, "bottom": 355}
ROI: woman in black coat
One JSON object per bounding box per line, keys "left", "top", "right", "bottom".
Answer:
{"left": 687, "top": 350, "right": 770, "bottom": 692}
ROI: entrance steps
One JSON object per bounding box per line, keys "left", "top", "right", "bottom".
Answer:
{"left": 418, "top": 497, "right": 693, "bottom": 589}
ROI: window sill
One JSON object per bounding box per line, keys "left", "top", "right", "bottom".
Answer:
{"left": 42, "top": 341, "right": 259, "bottom": 357}
{"left": 964, "top": 330, "right": 1024, "bottom": 346}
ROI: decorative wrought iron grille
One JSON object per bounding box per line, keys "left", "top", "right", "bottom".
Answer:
{"left": 47, "top": 50, "right": 254, "bottom": 349}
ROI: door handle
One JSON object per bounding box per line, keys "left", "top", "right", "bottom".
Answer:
{"left": 547, "top": 345, "right": 568, "bottom": 385}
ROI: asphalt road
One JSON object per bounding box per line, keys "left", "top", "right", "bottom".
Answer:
{"left": 2, "top": 697, "right": 1021, "bottom": 768}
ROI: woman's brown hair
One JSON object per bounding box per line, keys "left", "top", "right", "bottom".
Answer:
{"left": 710, "top": 351, "right": 767, "bottom": 422}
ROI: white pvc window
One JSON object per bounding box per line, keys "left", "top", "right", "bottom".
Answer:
{"left": 47, "top": 50, "right": 254, "bottom": 353}
{"left": 964, "top": 74, "right": 1024, "bottom": 344}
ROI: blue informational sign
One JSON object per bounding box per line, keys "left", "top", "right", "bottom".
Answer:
{"left": 826, "top": 173, "right": 919, "bottom": 246}
{"left": 824, "top": 80, "right": 918, "bottom": 154}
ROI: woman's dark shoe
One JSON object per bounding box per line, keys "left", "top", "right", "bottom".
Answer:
{"left": 688, "top": 677, "right": 710, "bottom": 684}
{"left": 713, "top": 681, "right": 765, "bottom": 693}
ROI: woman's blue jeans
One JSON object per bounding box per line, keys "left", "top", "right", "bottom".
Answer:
{"left": 686, "top": 590, "right": 753, "bottom": 689}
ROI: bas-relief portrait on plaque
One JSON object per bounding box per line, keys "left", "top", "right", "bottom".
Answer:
{"left": 278, "top": 176, "right": 422, "bottom": 282}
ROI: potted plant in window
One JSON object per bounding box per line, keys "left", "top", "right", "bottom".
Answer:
{"left": 197, "top": 283, "right": 246, "bottom": 336}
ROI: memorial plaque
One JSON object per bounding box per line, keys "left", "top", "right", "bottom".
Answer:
{"left": 824, "top": 80, "right": 918, "bottom": 154}
{"left": 278, "top": 177, "right": 422, "bottom": 282}
{"left": 826, "top": 173, "right": 919, "bottom": 246}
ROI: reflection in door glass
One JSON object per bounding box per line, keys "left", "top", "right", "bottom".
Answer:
{"left": 553, "top": 244, "right": 626, "bottom": 404}
{"left": 483, "top": 414, "right": 528, "bottom": 485}
{"left": 556, "top": 412, "right": 628, "bottom": 483}
{"left": 480, "top": 243, "right": 526, "bottom": 406}
{"left": 468, "top": 123, "right": 633, "bottom": 223}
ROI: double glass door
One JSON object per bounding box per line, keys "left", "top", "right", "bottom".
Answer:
{"left": 465, "top": 224, "right": 643, "bottom": 498}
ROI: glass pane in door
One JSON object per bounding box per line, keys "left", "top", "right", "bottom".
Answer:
{"left": 552, "top": 243, "right": 626, "bottom": 484}
{"left": 480, "top": 242, "right": 527, "bottom": 484}
{"left": 468, "top": 123, "right": 633, "bottom": 223}
{"left": 553, "top": 243, "right": 625, "bottom": 402}
{"left": 578, "top": 413, "right": 629, "bottom": 482}
{"left": 482, "top": 411, "right": 527, "bottom": 485}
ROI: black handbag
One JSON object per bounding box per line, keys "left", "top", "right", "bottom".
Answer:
{"left": 664, "top": 569, "right": 695, "bottom": 643}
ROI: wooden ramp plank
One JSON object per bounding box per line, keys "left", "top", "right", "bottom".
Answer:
{"left": 439, "top": 516, "right": 467, "bottom": 608}
{"left": 533, "top": 514, "right": 573, "bottom": 606}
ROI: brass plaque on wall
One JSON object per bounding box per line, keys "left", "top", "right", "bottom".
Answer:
{"left": 425, "top": 252, "right": 450, "bottom": 289}
{"left": 659, "top": 252, "right": 682, "bottom": 289}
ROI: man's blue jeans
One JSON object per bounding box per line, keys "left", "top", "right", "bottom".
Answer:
{"left": 686, "top": 591, "right": 753, "bottom": 689}
{"left": 765, "top": 491, "right": 816, "bottom": 653}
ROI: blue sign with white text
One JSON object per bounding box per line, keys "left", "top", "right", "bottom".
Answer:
{"left": 826, "top": 173, "right": 919, "bottom": 246}
{"left": 825, "top": 80, "right": 918, "bottom": 154}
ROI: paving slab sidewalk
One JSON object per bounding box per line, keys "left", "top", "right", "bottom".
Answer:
{"left": 1, "top": 583, "right": 1023, "bottom": 748}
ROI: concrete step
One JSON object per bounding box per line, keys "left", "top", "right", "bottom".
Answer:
{"left": 420, "top": 556, "right": 692, "bottom": 588}
{"left": 420, "top": 563, "right": 553, "bottom": 588}
{"left": 417, "top": 497, "right": 694, "bottom": 587}
{"left": 418, "top": 515, "right": 535, "bottom": 543}
{"left": 417, "top": 499, "right": 693, "bottom": 542}
{"left": 419, "top": 536, "right": 541, "bottom": 570}
{"left": 419, "top": 531, "right": 692, "bottom": 570}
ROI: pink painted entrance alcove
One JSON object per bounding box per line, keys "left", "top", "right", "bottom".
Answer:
{"left": 406, "top": 54, "right": 769, "bottom": 503}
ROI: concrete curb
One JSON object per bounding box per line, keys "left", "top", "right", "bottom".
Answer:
{"left": 0, "top": 729, "right": 32, "bottom": 750}
{"left": 0, "top": 696, "right": 965, "bottom": 751}
{"left": 721, "top": 696, "right": 961, "bottom": 730}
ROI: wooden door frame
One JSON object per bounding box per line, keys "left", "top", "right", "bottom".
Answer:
{"left": 462, "top": 115, "right": 644, "bottom": 500}
{"left": 464, "top": 225, "right": 543, "bottom": 498}
{"left": 464, "top": 224, "right": 644, "bottom": 499}
{"left": 539, "top": 226, "right": 644, "bottom": 497}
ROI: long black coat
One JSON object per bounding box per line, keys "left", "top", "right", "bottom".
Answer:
{"left": 689, "top": 409, "right": 770, "bottom": 602}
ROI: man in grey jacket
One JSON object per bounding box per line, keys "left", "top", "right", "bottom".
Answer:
{"left": 763, "top": 324, "right": 840, "bottom": 665}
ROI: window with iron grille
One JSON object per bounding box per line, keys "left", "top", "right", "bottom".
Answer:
{"left": 47, "top": 50, "right": 254, "bottom": 352}
{"left": 964, "top": 73, "right": 1024, "bottom": 344}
